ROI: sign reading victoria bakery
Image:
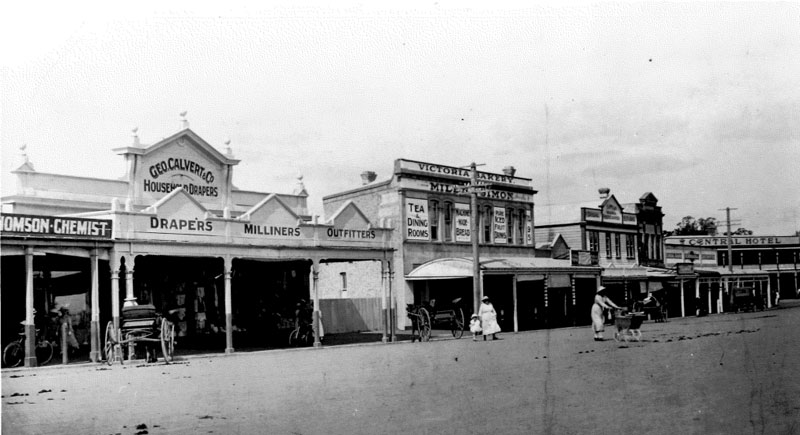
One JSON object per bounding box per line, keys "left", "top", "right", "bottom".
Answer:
{"left": 1, "top": 213, "right": 112, "bottom": 238}
{"left": 143, "top": 154, "right": 220, "bottom": 199}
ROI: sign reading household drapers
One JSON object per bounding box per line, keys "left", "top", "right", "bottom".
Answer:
{"left": 405, "top": 198, "right": 431, "bottom": 241}
{"left": 493, "top": 206, "right": 507, "bottom": 244}
{"left": 455, "top": 203, "right": 471, "bottom": 242}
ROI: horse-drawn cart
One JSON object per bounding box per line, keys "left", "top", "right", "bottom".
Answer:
{"left": 104, "top": 304, "right": 175, "bottom": 365}
{"left": 406, "top": 298, "right": 466, "bottom": 342}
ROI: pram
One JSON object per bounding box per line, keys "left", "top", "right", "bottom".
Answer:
{"left": 613, "top": 309, "right": 646, "bottom": 342}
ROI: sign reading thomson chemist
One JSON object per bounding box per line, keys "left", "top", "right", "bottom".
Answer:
{"left": 1, "top": 213, "right": 112, "bottom": 238}
{"left": 455, "top": 203, "right": 471, "bottom": 242}
{"left": 493, "top": 206, "right": 507, "bottom": 244}
{"left": 405, "top": 198, "right": 430, "bottom": 241}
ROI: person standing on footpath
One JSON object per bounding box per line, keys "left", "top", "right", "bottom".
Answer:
{"left": 591, "top": 286, "right": 621, "bottom": 341}
{"left": 478, "top": 296, "right": 501, "bottom": 341}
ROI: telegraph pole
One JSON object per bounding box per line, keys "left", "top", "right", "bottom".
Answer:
{"left": 470, "top": 163, "right": 481, "bottom": 315}
{"left": 720, "top": 207, "right": 738, "bottom": 306}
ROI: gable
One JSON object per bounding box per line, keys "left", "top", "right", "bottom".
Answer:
{"left": 144, "top": 187, "right": 209, "bottom": 219}
{"left": 240, "top": 194, "right": 300, "bottom": 226}
{"left": 328, "top": 201, "right": 371, "bottom": 228}
{"left": 600, "top": 195, "right": 624, "bottom": 224}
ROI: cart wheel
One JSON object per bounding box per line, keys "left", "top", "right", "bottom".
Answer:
{"left": 451, "top": 308, "right": 465, "bottom": 339}
{"left": 104, "top": 321, "right": 118, "bottom": 365}
{"left": 418, "top": 308, "right": 432, "bottom": 342}
{"left": 160, "top": 318, "right": 175, "bottom": 363}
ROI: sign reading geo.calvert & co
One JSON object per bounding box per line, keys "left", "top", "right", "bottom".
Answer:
{"left": 1, "top": 213, "right": 112, "bottom": 238}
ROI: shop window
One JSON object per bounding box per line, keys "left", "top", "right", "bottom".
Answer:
{"left": 429, "top": 200, "right": 439, "bottom": 241}
{"left": 482, "top": 205, "right": 492, "bottom": 243}
{"left": 443, "top": 202, "right": 453, "bottom": 242}
{"left": 506, "top": 207, "right": 514, "bottom": 244}
{"left": 516, "top": 209, "right": 525, "bottom": 245}
{"left": 615, "top": 233, "right": 622, "bottom": 258}
{"left": 605, "top": 232, "right": 612, "bottom": 259}
{"left": 626, "top": 234, "right": 636, "bottom": 259}
{"left": 587, "top": 231, "right": 599, "bottom": 252}
{"left": 340, "top": 272, "right": 348, "bottom": 297}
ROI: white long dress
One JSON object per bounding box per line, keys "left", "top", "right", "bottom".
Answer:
{"left": 478, "top": 302, "right": 501, "bottom": 335}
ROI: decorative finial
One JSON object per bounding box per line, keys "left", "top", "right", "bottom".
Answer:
{"left": 131, "top": 127, "right": 140, "bottom": 146}
{"left": 18, "top": 143, "right": 34, "bottom": 169}
{"left": 179, "top": 111, "right": 189, "bottom": 129}
{"left": 292, "top": 174, "right": 307, "bottom": 196}
{"left": 224, "top": 138, "right": 232, "bottom": 156}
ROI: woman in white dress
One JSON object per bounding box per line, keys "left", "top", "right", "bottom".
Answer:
{"left": 591, "top": 286, "right": 621, "bottom": 341}
{"left": 478, "top": 296, "right": 501, "bottom": 341}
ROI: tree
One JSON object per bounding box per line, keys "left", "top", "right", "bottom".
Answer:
{"left": 666, "top": 216, "right": 718, "bottom": 236}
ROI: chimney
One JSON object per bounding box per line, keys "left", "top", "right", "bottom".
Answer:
{"left": 360, "top": 171, "right": 377, "bottom": 185}
{"left": 599, "top": 187, "right": 610, "bottom": 199}
{"left": 502, "top": 166, "right": 516, "bottom": 177}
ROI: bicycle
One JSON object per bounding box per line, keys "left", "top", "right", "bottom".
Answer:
{"left": 288, "top": 322, "right": 314, "bottom": 347}
{"left": 3, "top": 329, "right": 54, "bottom": 368}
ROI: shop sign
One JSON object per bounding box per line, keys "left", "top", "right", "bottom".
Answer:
{"left": 571, "top": 250, "right": 598, "bottom": 266}
{"left": 493, "top": 206, "right": 507, "bottom": 244}
{"left": 622, "top": 214, "right": 637, "bottom": 224}
{"left": 585, "top": 209, "right": 602, "bottom": 222}
{"left": 601, "top": 202, "right": 622, "bottom": 224}
{"left": 671, "top": 236, "right": 800, "bottom": 247}
{"left": 401, "top": 178, "right": 534, "bottom": 203}
{"left": 454, "top": 203, "right": 471, "bottom": 242}
{"left": 1, "top": 213, "right": 112, "bottom": 238}
{"left": 405, "top": 198, "right": 430, "bottom": 241}
{"left": 398, "top": 159, "right": 530, "bottom": 187}
{"left": 325, "top": 228, "right": 378, "bottom": 240}
{"left": 676, "top": 263, "right": 694, "bottom": 275}
{"left": 525, "top": 210, "right": 533, "bottom": 245}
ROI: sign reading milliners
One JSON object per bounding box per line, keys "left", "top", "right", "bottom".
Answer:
{"left": 134, "top": 134, "right": 226, "bottom": 203}
{"left": 396, "top": 159, "right": 535, "bottom": 203}
{"left": 1, "top": 213, "right": 112, "bottom": 238}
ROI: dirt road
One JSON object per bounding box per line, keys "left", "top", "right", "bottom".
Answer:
{"left": 3, "top": 305, "right": 799, "bottom": 434}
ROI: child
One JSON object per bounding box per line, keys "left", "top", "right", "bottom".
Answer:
{"left": 469, "top": 314, "right": 482, "bottom": 341}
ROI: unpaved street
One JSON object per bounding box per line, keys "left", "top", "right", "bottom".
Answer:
{"left": 4, "top": 305, "right": 800, "bottom": 435}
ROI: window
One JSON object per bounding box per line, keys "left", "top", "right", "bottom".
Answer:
{"left": 429, "top": 200, "right": 439, "bottom": 241}
{"left": 443, "top": 202, "right": 453, "bottom": 242}
{"left": 516, "top": 209, "right": 525, "bottom": 245}
{"left": 506, "top": 207, "right": 514, "bottom": 244}
{"left": 587, "top": 231, "right": 599, "bottom": 252}
{"left": 626, "top": 234, "right": 635, "bottom": 259}
{"left": 614, "top": 233, "right": 621, "bottom": 258}
{"left": 482, "top": 205, "right": 492, "bottom": 243}
{"left": 340, "top": 272, "right": 347, "bottom": 297}
{"left": 605, "top": 232, "right": 612, "bottom": 258}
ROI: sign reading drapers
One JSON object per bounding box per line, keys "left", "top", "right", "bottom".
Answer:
{"left": 455, "top": 203, "right": 471, "bottom": 242}
{"left": 493, "top": 206, "right": 507, "bottom": 244}
{"left": 405, "top": 198, "right": 431, "bottom": 241}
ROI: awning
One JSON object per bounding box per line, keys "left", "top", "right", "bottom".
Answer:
{"left": 405, "top": 257, "right": 601, "bottom": 280}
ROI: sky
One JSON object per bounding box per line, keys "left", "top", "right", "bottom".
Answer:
{"left": 2, "top": 1, "right": 799, "bottom": 235}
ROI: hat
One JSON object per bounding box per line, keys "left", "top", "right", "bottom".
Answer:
{"left": 596, "top": 286, "right": 607, "bottom": 294}
{"left": 481, "top": 296, "right": 489, "bottom": 301}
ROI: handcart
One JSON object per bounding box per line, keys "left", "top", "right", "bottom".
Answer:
{"left": 613, "top": 309, "right": 646, "bottom": 342}
{"left": 104, "top": 304, "right": 175, "bottom": 365}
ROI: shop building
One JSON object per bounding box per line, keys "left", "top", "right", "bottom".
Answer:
{"left": 534, "top": 190, "right": 676, "bottom": 311}
{"left": 665, "top": 235, "right": 800, "bottom": 312}
{"left": 1, "top": 119, "right": 394, "bottom": 367}
{"left": 322, "top": 160, "right": 602, "bottom": 332}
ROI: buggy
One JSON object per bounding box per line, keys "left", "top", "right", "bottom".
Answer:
{"left": 613, "top": 309, "right": 646, "bottom": 342}
{"left": 104, "top": 304, "right": 175, "bottom": 365}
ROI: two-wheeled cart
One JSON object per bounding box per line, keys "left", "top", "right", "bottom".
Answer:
{"left": 104, "top": 304, "right": 175, "bottom": 365}
{"left": 427, "top": 298, "right": 466, "bottom": 339}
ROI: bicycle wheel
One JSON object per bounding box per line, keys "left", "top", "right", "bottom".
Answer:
{"left": 288, "top": 328, "right": 299, "bottom": 347}
{"left": 3, "top": 341, "right": 25, "bottom": 368}
{"left": 451, "top": 308, "right": 465, "bottom": 339}
{"left": 160, "top": 318, "right": 175, "bottom": 363}
{"left": 418, "top": 308, "right": 432, "bottom": 342}
{"left": 36, "top": 340, "right": 54, "bottom": 366}
{"left": 104, "top": 321, "right": 119, "bottom": 365}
